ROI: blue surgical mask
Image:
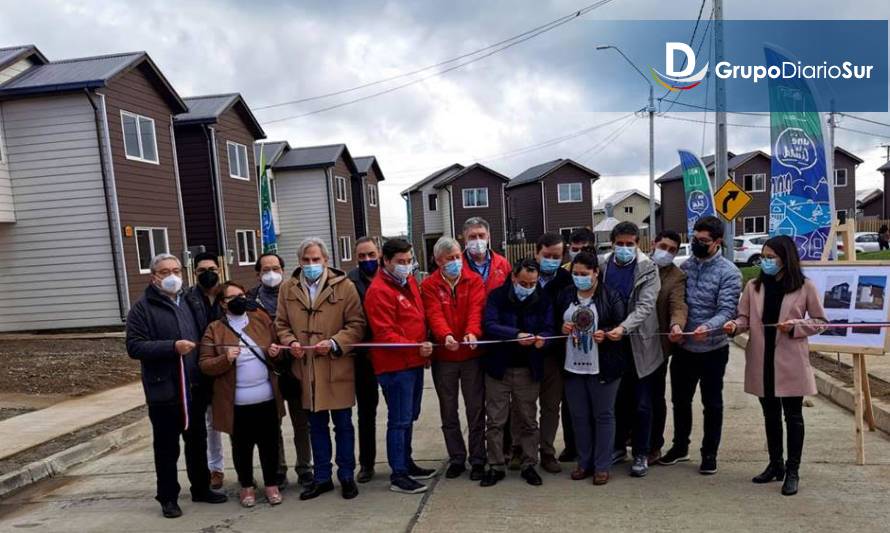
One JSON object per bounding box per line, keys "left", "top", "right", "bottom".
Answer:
{"left": 760, "top": 258, "right": 781, "bottom": 276}
{"left": 392, "top": 263, "right": 414, "bottom": 282}
{"left": 359, "top": 259, "right": 379, "bottom": 277}
{"left": 513, "top": 283, "right": 535, "bottom": 301}
{"left": 573, "top": 274, "right": 594, "bottom": 291}
{"left": 614, "top": 245, "right": 637, "bottom": 264}
{"left": 651, "top": 248, "right": 675, "bottom": 268}
{"left": 302, "top": 263, "right": 324, "bottom": 282}
{"left": 539, "top": 257, "right": 560, "bottom": 274}
{"left": 443, "top": 259, "right": 463, "bottom": 278}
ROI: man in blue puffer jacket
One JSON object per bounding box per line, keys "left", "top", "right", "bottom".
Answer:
{"left": 658, "top": 216, "right": 741, "bottom": 476}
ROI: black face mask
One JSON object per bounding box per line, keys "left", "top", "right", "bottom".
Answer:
{"left": 690, "top": 238, "right": 713, "bottom": 259}
{"left": 227, "top": 296, "right": 248, "bottom": 316}
{"left": 197, "top": 270, "right": 219, "bottom": 290}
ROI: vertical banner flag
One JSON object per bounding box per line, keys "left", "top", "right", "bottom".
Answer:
{"left": 259, "top": 146, "right": 278, "bottom": 253}
{"left": 765, "top": 46, "right": 832, "bottom": 261}
{"left": 678, "top": 149, "right": 717, "bottom": 236}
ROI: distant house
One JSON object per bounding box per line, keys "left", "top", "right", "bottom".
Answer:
{"left": 505, "top": 158, "right": 600, "bottom": 242}
{"left": 353, "top": 155, "right": 385, "bottom": 246}
{"left": 402, "top": 163, "right": 508, "bottom": 271}
{"left": 173, "top": 93, "right": 266, "bottom": 288}
{"left": 0, "top": 45, "right": 190, "bottom": 332}
{"left": 830, "top": 282, "right": 851, "bottom": 302}
{"left": 856, "top": 188, "right": 883, "bottom": 219}
{"left": 592, "top": 189, "right": 659, "bottom": 232}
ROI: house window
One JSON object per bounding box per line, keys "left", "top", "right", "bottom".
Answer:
{"left": 227, "top": 141, "right": 249, "bottom": 180}
{"left": 558, "top": 182, "right": 582, "bottom": 203}
{"left": 121, "top": 111, "right": 158, "bottom": 164}
{"left": 236, "top": 229, "right": 258, "bottom": 265}
{"left": 743, "top": 216, "right": 766, "bottom": 234}
{"left": 269, "top": 178, "right": 277, "bottom": 203}
{"left": 335, "top": 176, "right": 348, "bottom": 202}
{"left": 428, "top": 194, "right": 438, "bottom": 211}
{"left": 560, "top": 227, "right": 582, "bottom": 240}
{"left": 743, "top": 173, "right": 766, "bottom": 192}
{"left": 339, "top": 236, "right": 352, "bottom": 262}
{"left": 134, "top": 227, "right": 169, "bottom": 274}
{"left": 368, "top": 184, "right": 378, "bottom": 207}
{"left": 623, "top": 206, "right": 634, "bottom": 214}
{"left": 834, "top": 168, "right": 848, "bottom": 187}
{"left": 462, "top": 188, "right": 489, "bottom": 208}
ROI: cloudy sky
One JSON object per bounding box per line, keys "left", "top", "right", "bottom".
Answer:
{"left": 3, "top": 0, "right": 888, "bottom": 234}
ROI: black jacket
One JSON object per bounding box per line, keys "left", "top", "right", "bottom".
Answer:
{"left": 555, "top": 283, "right": 629, "bottom": 382}
{"left": 126, "top": 284, "right": 210, "bottom": 405}
{"left": 347, "top": 267, "right": 375, "bottom": 343}
{"left": 539, "top": 267, "right": 573, "bottom": 357}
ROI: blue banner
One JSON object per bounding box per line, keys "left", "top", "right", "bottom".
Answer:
{"left": 258, "top": 146, "right": 278, "bottom": 253}
{"left": 678, "top": 149, "right": 717, "bottom": 236}
{"left": 766, "top": 46, "right": 831, "bottom": 261}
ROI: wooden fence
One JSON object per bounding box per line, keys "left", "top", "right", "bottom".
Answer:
{"left": 856, "top": 218, "right": 890, "bottom": 233}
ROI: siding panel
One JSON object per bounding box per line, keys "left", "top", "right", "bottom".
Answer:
{"left": 275, "top": 169, "right": 332, "bottom": 265}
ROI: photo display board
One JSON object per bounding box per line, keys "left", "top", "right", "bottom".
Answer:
{"left": 802, "top": 262, "right": 890, "bottom": 355}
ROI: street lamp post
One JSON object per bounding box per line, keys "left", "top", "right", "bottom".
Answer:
{"left": 596, "top": 45, "right": 657, "bottom": 240}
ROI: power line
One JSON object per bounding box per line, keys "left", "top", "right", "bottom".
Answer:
{"left": 659, "top": 1, "right": 713, "bottom": 114}
{"left": 835, "top": 125, "right": 890, "bottom": 141}
{"left": 837, "top": 113, "right": 890, "bottom": 129}
{"left": 575, "top": 115, "right": 639, "bottom": 159}
{"left": 659, "top": 114, "right": 769, "bottom": 128}
{"left": 663, "top": 100, "right": 764, "bottom": 116}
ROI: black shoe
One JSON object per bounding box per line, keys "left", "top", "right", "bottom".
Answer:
{"left": 341, "top": 479, "right": 359, "bottom": 500}
{"left": 357, "top": 466, "right": 375, "bottom": 484}
{"left": 298, "top": 470, "right": 315, "bottom": 488}
{"left": 752, "top": 461, "right": 785, "bottom": 484}
{"left": 700, "top": 455, "right": 718, "bottom": 475}
{"left": 276, "top": 472, "right": 290, "bottom": 491}
{"left": 480, "top": 468, "right": 505, "bottom": 487}
{"left": 299, "top": 480, "right": 335, "bottom": 500}
{"left": 781, "top": 470, "right": 799, "bottom": 496}
{"left": 558, "top": 448, "right": 577, "bottom": 463}
{"left": 657, "top": 447, "right": 690, "bottom": 466}
{"left": 408, "top": 462, "right": 437, "bottom": 480}
{"left": 161, "top": 501, "right": 182, "bottom": 519}
{"left": 191, "top": 489, "right": 227, "bottom": 504}
{"left": 390, "top": 474, "right": 428, "bottom": 494}
{"left": 520, "top": 466, "right": 543, "bottom": 486}
{"left": 445, "top": 463, "right": 466, "bottom": 479}
{"left": 469, "top": 464, "right": 485, "bottom": 481}
{"left": 611, "top": 448, "right": 628, "bottom": 466}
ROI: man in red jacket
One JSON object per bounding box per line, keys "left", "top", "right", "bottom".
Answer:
{"left": 364, "top": 239, "right": 436, "bottom": 494}
{"left": 421, "top": 237, "right": 487, "bottom": 482}
{"left": 461, "top": 217, "right": 511, "bottom": 295}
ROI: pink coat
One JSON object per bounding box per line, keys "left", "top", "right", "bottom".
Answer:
{"left": 734, "top": 279, "right": 826, "bottom": 398}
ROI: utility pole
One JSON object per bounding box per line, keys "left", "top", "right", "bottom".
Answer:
{"left": 649, "top": 82, "right": 656, "bottom": 239}
{"left": 880, "top": 143, "right": 890, "bottom": 162}
{"left": 713, "top": 0, "right": 732, "bottom": 260}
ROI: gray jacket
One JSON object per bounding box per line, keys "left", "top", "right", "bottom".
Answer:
{"left": 605, "top": 250, "right": 663, "bottom": 378}
{"left": 680, "top": 251, "right": 742, "bottom": 353}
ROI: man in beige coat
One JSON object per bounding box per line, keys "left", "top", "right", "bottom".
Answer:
{"left": 276, "top": 238, "right": 366, "bottom": 501}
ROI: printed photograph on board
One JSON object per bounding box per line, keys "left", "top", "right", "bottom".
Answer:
{"left": 855, "top": 275, "right": 887, "bottom": 311}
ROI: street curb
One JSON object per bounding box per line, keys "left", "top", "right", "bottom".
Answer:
{"left": 0, "top": 417, "right": 149, "bottom": 498}
{"left": 732, "top": 334, "right": 890, "bottom": 434}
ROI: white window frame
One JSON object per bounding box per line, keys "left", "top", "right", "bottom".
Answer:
{"left": 834, "top": 168, "right": 848, "bottom": 187}
{"left": 339, "top": 236, "right": 353, "bottom": 262}
{"left": 120, "top": 111, "right": 159, "bottom": 164}
{"left": 235, "top": 229, "right": 258, "bottom": 266}
{"left": 557, "top": 182, "right": 583, "bottom": 203}
{"left": 335, "top": 175, "right": 348, "bottom": 203}
{"left": 227, "top": 141, "right": 250, "bottom": 180}
{"left": 743, "top": 216, "right": 766, "bottom": 235}
{"left": 368, "top": 183, "right": 378, "bottom": 207}
{"left": 743, "top": 173, "right": 766, "bottom": 193}
{"left": 134, "top": 226, "right": 169, "bottom": 274}
{"left": 462, "top": 187, "right": 489, "bottom": 208}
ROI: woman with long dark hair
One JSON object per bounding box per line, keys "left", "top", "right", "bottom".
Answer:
{"left": 723, "top": 235, "right": 826, "bottom": 496}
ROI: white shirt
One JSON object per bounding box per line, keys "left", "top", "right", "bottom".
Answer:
{"left": 563, "top": 296, "right": 600, "bottom": 375}
{"left": 227, "top": 313, "right": 275, "bottom": 406}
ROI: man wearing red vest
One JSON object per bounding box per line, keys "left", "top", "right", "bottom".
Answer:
{"left": 461, "top": 217, "right": 510, "bottom": 294}
{"left": 421, "top": 237, "right": 487, "bottom": 481}
{"left": 364, "top": 239, "right": 436, "bottom": 494}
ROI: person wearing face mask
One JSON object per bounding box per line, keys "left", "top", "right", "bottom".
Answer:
{"left": 723, "top": 235, "right": 826, "bottom": 496}
{"left": 480, "top": 258, "right": 554, "bottom": 488}
{"left": 556, "top": 251, "right": 628, "bottom": 485}
{"left": 562, "top": 228, "right": 596, "bottom": 270}
{"left": 659, "top": 216, "right": 741, "bottom": 476}
{"left": 648, "top": 230, "right": 688, "bottom": 465}
{"left": 275, "top": 238, "right": 367, "bottom": 501}
{"left": 363, "top": 239, "right": 437, "bottom": 494}
{"left": 602, "top": 222, "right": 663, "bottom": 478}
{"left": 461, "top": 217, "right": 511, "bottom": 295}
{"left": 346, "top": 236, "right": 383, "bottom": 483}
{"left": 126, "top": 254, "right": 228, "bottom": 519}
{"left": 200, "top": 281, "right": 285, "bottom": 508}
{"left": 421, "top": 237, "right": 487, "bottom": 481}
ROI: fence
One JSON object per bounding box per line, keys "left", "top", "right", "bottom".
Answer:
{"left": 856, "top": 218, "right": 890, "bottom": 233}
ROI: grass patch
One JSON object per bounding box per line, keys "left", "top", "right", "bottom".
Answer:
{"left": 740, "top": 265, "right": 760, "bottom": 286}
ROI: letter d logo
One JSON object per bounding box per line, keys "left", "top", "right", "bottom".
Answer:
{"left": 651, "top": 42, "right": 709, "bottom": 92}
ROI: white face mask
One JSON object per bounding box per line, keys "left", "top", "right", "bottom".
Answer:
{"left": 159, "top": 274, "right": 183, "bottom": 295}
{"left": 651, "top": 248, "right": 675, "bottom": 267}
{"left": 261, "top": 270, "right": 283, "bottom": 288}
{"left": 466, "top": 239, "right": 488, "bottom": 257}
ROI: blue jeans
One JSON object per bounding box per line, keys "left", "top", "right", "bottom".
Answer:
{"left": 309, "top": 408, "right": 356, "bottom": 482}
{"left": 377, "top": 367, "right": 424, "bottom": 479}
{"left": 564, "top": 372, "right": 621, "bottom": 472}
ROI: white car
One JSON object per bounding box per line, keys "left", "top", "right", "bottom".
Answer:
{"left": 853, "top": 232, "right": 881, "bottom": 253}
{"left": 734, "top": 234, "right": 770, "bottom": 266}
{"left": 673, "top": 243, "right": 691, "bottom": 267}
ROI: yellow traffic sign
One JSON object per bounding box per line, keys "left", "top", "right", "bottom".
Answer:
{"left": 713, "top": 179, "right": 753, "bottom": 221}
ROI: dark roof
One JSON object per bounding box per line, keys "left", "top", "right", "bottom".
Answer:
{"left": 835, "top": 146, "right": 864, "bottom": 165}
{"left": 857, "top": 188, "right": 883, "bottom": 207}
{"left": 0, "top": 44, "right": 48, "bottom": 71}
{"left": 0, "top": 51, "right": 187, "bottom": 113}
{"left": 401, "top": 163, "right": 465, "bottom": 195}
{"left": 434, "top": 162, "right": 509, "bottom": 189}
{"left": 656, "top": 151, "right": 738, "bottom": 184}
{"left": 506, "top": 158, "right": 600, "bottom": 189}
{"left": 354, "top": 156, "right": 385, "bottom": 182}
{"left": 879, "top": 160, "right": 890, "bottom": 172}
{"left": 272, "top": 143, "right": 358, "bottom": 174}
{"left": 175, "top": 93, "right": 265, "bottom": 139}
{"left": 255, "top": 141, "right": 290, "bottom": 168}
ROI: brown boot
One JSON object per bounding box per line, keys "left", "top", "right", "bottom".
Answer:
{"left": 593, "top": 471, "right": 610, "bottom": 486}
{"left": 210, "top": 471, "right": 224, "bottom": 490}
{"left": 570, "top": 467, "right": 592, "bottom": 481}
{"left": 540, "top": 454, "right": 562, "bottom": 474}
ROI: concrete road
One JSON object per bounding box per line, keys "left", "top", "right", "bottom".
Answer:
{"left": 1, "top": 344, "right": 889, "bottom": 533}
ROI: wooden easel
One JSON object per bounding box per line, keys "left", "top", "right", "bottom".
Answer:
{"left": 821, "top": 220, "right": 877, "bottom": 465}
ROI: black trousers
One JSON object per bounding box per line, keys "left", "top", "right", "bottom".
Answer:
{"left": 650, "top": 359, "right": 669, "bottom": 452}
{"left": 670, "top": 345, "right": 729, "bottom": 457}
{"left": 355, "top": 353, "right": 379, "bottom": 469}
{"left": 232, "top": 400, "right": 281, "bottom": 488}
{"left": 147, "top": 393, "right": 211, "bottom": 504}
{"left": 759, "top": 396, "right": 804, "bottom": 469}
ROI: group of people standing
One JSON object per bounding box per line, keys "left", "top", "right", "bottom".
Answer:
{"left": 126, "top": 214, "right": 827, "bottom": 519}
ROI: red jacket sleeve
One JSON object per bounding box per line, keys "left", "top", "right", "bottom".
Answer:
{"left": 466, "top": 275, "right": 486, "bottom": 338}
{"left": 366, "top": 284, "right": 416, "bottom": 345}
{"left": 421, "top": 278, "right": 453, "bottom": 343}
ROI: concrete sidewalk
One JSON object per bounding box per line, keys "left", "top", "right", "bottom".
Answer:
{"left": 1, "top": 344, "right": 890, "bottom": 532}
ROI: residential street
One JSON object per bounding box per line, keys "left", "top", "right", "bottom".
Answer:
{"left": 1, "top": 343, "right": 889, "bottom": 533}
